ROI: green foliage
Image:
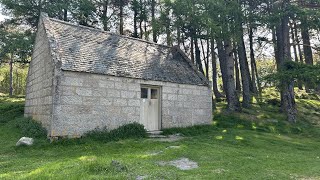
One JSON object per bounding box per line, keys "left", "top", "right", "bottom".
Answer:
{"left": 265, "top": 61, "right": 320, "bottom": 87}
{"left": 84, "top": 122, "right": 147, "bottom": 142}
{"left": 0, "top": 65, "right": 28, "bottom": 95}
{"left": 0, "top": 102, "right": 24, "bottom": 123}
{"left": 14, "top": 117, "right": 47, "bottom": 138}
{"left": 0, "top": 94, "right": 25, "bottom": 123}
{"left": 257, "top": 59, "right": 277, "bottom": 87}
{"left": 0, "top": 27, "right": 33, "bottom": 64}
{"left": 70, "top": 0, "right": 97, "bottom": 26}
{"left": 0, "top": 95, "right": 46, "bottom": 138}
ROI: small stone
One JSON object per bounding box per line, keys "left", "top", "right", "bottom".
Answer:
{"left": 136, "top": 175, "right": 148, "bottom": 180}
{"left": 158, "top": 158, "right": 198, "bottom": 170}
{"left": 148, "top": 151, "right": 163, "bottom": 156}
{"left": 166, "top": 146, "right": 181, "bottom": 149}
{"left": 16, "top": 137, "right": 34, "bottom": 146}
{"left": 212, "top": 168, "right": 228, "bottom": 174}
{"left": 153, "top": 135, "right": 184, "bottom": 142}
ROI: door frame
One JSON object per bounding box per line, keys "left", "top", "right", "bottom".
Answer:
{"left": 140, "top": 84, "right": 162, "bottom": 131}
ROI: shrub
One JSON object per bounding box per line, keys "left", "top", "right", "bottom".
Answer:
{"left": 15, "top": 117, "right": 47, "bottom": 138}
{"left": 84, "top": 122, "right": 147, "bottom": 142}
{"left": 265, "top": 98, "right": 281, "bottom": 107}
{"left": 0, "top": 103, "right": 24, "bottom": 123}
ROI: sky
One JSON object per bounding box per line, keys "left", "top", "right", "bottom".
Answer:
{"left": 0, "top": 5, "right": 9, "bottom": 22}
{"left": 0, "top": 14, "right": 6, "bottom": 21}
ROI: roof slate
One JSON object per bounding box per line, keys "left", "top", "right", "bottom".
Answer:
{"left": 41, "top": 15, "right": 208, "bottom": 86}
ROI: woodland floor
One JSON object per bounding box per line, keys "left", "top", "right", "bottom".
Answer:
{"left": 0, "top": 88, "right": 320, "bottom": 179}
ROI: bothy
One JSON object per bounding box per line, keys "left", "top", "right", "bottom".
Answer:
{"left": 24, "top": 14, "right": 212, "bottom": 138}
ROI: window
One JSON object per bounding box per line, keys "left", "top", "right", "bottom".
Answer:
{"left": 141, "top": 88, "right": 148, "bottom": 99}
{"left": 151, "top": 89, "right": 158, "bottom": 99}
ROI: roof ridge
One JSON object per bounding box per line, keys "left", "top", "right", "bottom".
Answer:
{"left": 47, "top": 17, "right": 171, "bottom": 49}
{"left": 38, "top": 14, "right": 209, "bottom": 86}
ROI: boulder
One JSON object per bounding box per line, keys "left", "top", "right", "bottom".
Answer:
{"left": 16, "top": 137, "right": 34, "bottom": 146}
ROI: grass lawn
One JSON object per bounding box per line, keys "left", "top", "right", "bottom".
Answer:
{"left": 0, "top": 91, "right": 320, "bottom": 179}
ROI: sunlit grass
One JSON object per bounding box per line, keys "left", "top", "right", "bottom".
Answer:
{"left": 0, "top": 91, "right": 320, "bottom": 179}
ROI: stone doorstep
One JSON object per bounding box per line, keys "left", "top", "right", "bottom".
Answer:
{"left": 147, "top": 131, "right": 166, "bottom": 138}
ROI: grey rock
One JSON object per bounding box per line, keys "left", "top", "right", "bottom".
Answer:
{"left": 136, "top": 175, "right": 148, "bottom": 180}
{"left": 148, "top": 151, "right": 163, "bottom": 156}
{"left": 110, "top": 160, "right": 128, "bottom": 172}
{"left": 158, "top": 158, "right": 198, "bottom": 170}
{"left": 16, "top": 137, "right": 34, "bottom": 146}
{"left": 166, "top": 145, "right": 181, "bottom": 149}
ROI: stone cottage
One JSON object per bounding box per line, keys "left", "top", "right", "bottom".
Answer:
{"left": 24, "top": 14, "right": 212, "bottom": 138}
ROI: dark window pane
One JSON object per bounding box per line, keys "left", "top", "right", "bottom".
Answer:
{"left": 141, "top": 88, "right": 148, "bottom": 98}
{"left": 151, "top": 89, "right": 158, "bottom": 99}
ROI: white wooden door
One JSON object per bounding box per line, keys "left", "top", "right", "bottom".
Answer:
{"left": 140, "top": 86, "right": 160, "bottom": 131}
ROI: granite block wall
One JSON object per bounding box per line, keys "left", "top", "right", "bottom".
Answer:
{"left": 51, "top": 71, "right": 212, "bottom": 137}
{"left": 24, "top": 20, "right": 54, "bottom": 130}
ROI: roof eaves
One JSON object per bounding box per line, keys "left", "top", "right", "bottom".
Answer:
{"left": 40, "top": 13, "right": 62, "bottom": 67}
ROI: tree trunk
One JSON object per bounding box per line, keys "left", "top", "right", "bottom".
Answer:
{"left": 294, "top": 21, "right": 304, "bottom": 89}
{"left": 194, "top": 37, "right": 205, "bottom": 75}
{"left": 151, "top": 0, "right": 157, "bottom": 42}
{"left": 238, "top": 33, "right": 252, "bottom": 108}
{"left": 200, "top": 39, "right": 209, "bottom": 78}
{"left": 190, "top": 36, "right": 195, "bottom": 64}
{"left": 211, "top": 38, "right": 223, "bottom": 99}
{"left": 139, "top": 17, "right": 143, "bottom": 39}
{"left": 290, "top": 22, "right": 302, "bottom": 91}
{"left": 63, "top": 0, "right": 68, "bottom": 21}
{"left": 301, "top": 17, "right": 314, "bottom": 92}
{"left": 9, "top": 54, "right": 13, "bottom": 97}
{"left": 249, "top": 28, "right": 260, "bottom": 94}
{"left": 224, "top": 39, "right": 241, "bottom": 112}
{"left": 143, "top": 3, "right": 148, "bottom": 40}
{"left": 275, "top": 1, "right": 297, "bottom": 123}
{"left": 217, "top": 40, "right": 228, "bottom": 94}
{"left": 177, "top": 27, "right": 181, "bottom": 45}
{"left": 272, "top": 28, "right": 279, "bottom": 67}
{"left": 119, "top": 4, "right": 124, "bottom": 35}
{"left": 233, "top": 42, "right": 241, "bottom": 92}
{"left": 290, "top": 24, "right": 299, "bottom": 63}
{"left": 36, "top": 0, "right": 42, "bottom": 26}
{"left": 102, "top": 0, "right": 110, "bottom": 31}
{"left": 133, "top": 4, "right": 138, "bottom": 38}
{"left": 206, "top": 39, "right": 210, "bottom": 78}
{"left": 166, "top": 21, "right": 171, "bottom": 46}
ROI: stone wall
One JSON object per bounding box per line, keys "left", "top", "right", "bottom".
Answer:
{"left": 24, "top": 20, "right": 54, "bottom": 130}
{"left": 51, "top": 71, "right": 212, "bottom": 137}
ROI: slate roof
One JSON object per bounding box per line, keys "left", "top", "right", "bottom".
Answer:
{"left": 41, "top": 14, "right": 208, "bottom": 86}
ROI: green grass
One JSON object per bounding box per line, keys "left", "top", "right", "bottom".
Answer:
{"left": 0, "top": 92, "right": 320, "bottom": 180}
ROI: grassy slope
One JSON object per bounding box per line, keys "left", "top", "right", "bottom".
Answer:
{"left": 0, "top": 91, "right": 320, "bottom": 180}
